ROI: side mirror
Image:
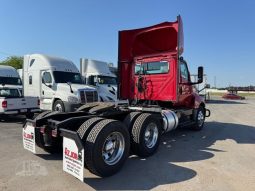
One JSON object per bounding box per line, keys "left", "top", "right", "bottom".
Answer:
{"left": 197, "top": 66, "right": 203, "bottom": 83}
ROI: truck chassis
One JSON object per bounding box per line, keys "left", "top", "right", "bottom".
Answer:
{"left": 25, "top": 102, "right": 210, "bottom": 177}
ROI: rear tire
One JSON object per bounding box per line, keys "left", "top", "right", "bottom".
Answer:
{"left": 77, "top": 117, "right": 104, "bottom": 168}
{"left": 33, "top": 111, "right": 62, "bottom": 153}
{"left": 77, "top": 117, "right": 104, "bottom": 140}
{"left": 123, "top": 112, "right": 141, "bottom": 132}
{"left": 131, "top": 113, "right": 162, "bottom": 157}
{"left": 84, "top": 119, "right": 130, "bottom": 177}
{"left": 33, "top": 111, "right": 52, "bottom": 120}
{"left": 26, "top": 113, "right": 34, "bottom": 119}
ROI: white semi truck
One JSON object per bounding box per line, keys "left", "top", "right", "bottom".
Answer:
{"left": 23, "top": 54, "right": 98, "bottom": 112}
{"left": 0, "top": 65, "right": 22, "bottom": 91}
{"left": 80, "top": 58, "right": 117, "bottom": 102}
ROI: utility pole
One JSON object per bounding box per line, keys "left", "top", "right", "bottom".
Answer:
{"left": 214, "top": 76, "right": 217, "bottom": 89}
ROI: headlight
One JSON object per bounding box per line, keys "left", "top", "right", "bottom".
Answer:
{"left": 67, "top": 96, "right": 79, "bottom": 104}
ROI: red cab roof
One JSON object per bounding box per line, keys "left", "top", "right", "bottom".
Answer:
{"left": 118, "top": 15, "right": 184, "bottom": 62}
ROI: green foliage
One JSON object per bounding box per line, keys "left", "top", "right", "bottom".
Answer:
{"left": 0, "top": 56, "right": 23, "bottom": 69}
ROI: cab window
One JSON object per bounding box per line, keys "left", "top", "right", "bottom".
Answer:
{"left": 42, "top": 72, "right": 52, "bottom": 83}
{"left": 135, "top": 61, "right": 169, "bottom": 75}
{"left": 180, "top": 62, "right": 189, "bottom": 81}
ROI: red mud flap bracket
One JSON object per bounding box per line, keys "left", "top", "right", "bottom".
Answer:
{"left": 60, "top": 128, "right": 85, "bottom": 182}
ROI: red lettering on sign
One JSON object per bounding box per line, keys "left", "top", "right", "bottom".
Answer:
{"left": 65, "top": 147, "right": 78, "bottom": 160}
{"left": 23, "top": 132, "right": 33, "bottom": 139}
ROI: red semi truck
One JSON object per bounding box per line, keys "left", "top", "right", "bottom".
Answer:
{"left": 23, "top": 16, "right": 210, "bottom": 177}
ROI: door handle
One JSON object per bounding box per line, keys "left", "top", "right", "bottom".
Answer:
{"left": 42, "top": 91, "right": 44, "bottom": 95}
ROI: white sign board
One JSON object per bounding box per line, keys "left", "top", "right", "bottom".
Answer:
{"left": 63, "top": 137, "right": 84, "bottom": 182}
{"left": 23, "top": 125, "right": 36, "bottom": 153}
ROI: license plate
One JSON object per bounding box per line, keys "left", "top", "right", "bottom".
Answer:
{"left": 20, "top": 109, "right": 27, "bottom": 113}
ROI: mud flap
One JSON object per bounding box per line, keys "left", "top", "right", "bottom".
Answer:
{"left": 23, "top": 122, "right": 37, "bottom": 154}
{"left": 60, "top": 128, "right": 84, "bottom": 182}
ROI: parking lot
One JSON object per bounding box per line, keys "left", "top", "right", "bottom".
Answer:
{"left": 0, "top": 97, "right": 255, "bottom": 191}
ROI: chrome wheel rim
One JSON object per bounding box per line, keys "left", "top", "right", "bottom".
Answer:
{"left": 144, "top": 122, "right": 158, "bottom": 149}
{"left": 197, "top": 110, "right": 204, "bottom": 127}
{"left": 102, "top": 132, "right": 125, "bottom": 165}
{"left": 55, "top": 103, "right": 63, "bottom": 112}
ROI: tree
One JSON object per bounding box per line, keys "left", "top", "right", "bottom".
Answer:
{"left": 0, "top": 56, "right": 23, "bottom": 69}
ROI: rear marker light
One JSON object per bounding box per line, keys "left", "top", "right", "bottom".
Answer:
{"left": 40, "top": 127, "right": 45, "bottom": 134}
{"left": 52, "top": 129, "right": 58, "bottom": 137}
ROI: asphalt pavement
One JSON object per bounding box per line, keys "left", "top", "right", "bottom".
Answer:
{"left": 0, "top": 97, "right": 255, "bottom": 191}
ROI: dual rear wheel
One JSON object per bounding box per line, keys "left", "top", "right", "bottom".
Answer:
{"left": 124, "top": 112, "right": 162, "bottom": 157}
{"left": 78, "top": 118, "right": 130, "bottom": 177}
{"left": 77, "top": 112, "right": 162, "bottom": 177}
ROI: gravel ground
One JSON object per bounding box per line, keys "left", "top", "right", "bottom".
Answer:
{"left": 0, "top": 97, "right": 255, "bottom": 191}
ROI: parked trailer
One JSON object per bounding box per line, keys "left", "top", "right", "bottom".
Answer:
{"left": 23, "top": 16, "right": 210, "bottom": 178}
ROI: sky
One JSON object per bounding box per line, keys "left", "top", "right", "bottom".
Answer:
{"left": 0, "top": 0, "right": 255, "bottom": 87}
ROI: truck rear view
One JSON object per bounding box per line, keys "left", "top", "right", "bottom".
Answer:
{"left": 22, "top": 16, "right": 210, "bottom": 179}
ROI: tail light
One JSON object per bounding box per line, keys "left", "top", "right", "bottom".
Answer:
{"left": 40, "top": 126, "right": 45, "bottom": 133}
{"left": 2, "top": 101, "right": 7, "bottom": 108}
{"left": 38, "top": 99, "right": 40, "bottom": 106}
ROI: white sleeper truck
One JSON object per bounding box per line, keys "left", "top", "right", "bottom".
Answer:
{"left": 0, "top": 65, "right": 22, "bottom": 92}
{"left": 80, "top": 58, "right": 117, "bottom": 102}
{"left": 23, "top": 54, "right": 98, "bottom": 112}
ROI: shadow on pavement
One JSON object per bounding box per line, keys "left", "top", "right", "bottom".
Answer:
{"left": 36, "top": 153, "right": 63, "bottom": 160}
{"left": 84, "top": 121, "right": 255, "bottom": 190}
{"left": 0, "top": 115, "right": 26, "bottom": 124}
{"left": 207, "top": 99, "right": 246, "bottom": 104}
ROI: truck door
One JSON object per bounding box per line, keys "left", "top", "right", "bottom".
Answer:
{"left": 41, "top": 70, "right": 54, "bottom": 110}
{"left": 179, "top": 61, "right": 193, "bottom": 108}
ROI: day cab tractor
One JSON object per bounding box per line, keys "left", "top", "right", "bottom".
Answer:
{"left": 24, "top": 16, "right": 210, "bottom": 177}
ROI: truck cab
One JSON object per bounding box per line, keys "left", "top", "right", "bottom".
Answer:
{"left": 80, "top": 58, "right": 117, "bottom": 102}
{"left": 118, "top": 16, "right": 204, "bottom": 110}
{"left": 23, "top": 54, "right": 98, "bottom": 112}
{"left": 0, "top": 65, "right": 23, "bottom": 94}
